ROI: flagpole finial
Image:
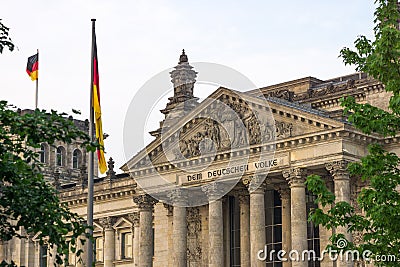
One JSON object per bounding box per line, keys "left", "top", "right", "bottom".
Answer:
{"left": 91, "top": 18, "right": 96, "bottom": 22}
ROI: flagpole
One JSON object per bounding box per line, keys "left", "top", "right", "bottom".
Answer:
{"left": 35, "top": 49, "right": 39, "bottom": 109}
{"left": 87, "top": 18, "right": 96, "bottom": 267}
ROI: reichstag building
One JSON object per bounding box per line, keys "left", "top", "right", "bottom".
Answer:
{"left": 1, "top": 51, "right": 393, "bottom": 267}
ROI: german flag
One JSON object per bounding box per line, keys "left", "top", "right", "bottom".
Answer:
{"left": 92, "top": 33, "right": 107, "bottom": 174}
{"left": 26, "top": 53, "right": 38, "bottom": 81}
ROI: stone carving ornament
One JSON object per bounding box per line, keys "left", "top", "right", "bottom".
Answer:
{"left": 242, "top": 175, "right": 266, "bottom": 192}
{"left": 275, "top": 121, "right": 293, "bottom": 139}
{"left": 282, "top": 168, "right": 307, "bottom": 187}
{"left": 325, "top": 160, "right": 349, "bottom": 179}
{"left": 99, "top": 216, "right": 116, "bottom": 230}
{"left": 186, "top": 207, "right": 201, "bottom": 238}
{"left": 264, "top": 89, "right": 294, "bottom": 101}
{"left": 186, "top": 207, "right": 202, "bottom": 263}
{"left": 175, "top": 97, "right": 295, "bottom": 159}
{"left": 133, "top": 194, "right": 158, "bottom": 210}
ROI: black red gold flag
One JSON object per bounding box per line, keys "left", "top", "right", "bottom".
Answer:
{"left": 26, "top": 53, "right": 38, "bottom": 81}
{"left": 92, "top": 34, "right": 107, "bottom": 174}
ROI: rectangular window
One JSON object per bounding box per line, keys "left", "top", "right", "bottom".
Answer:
{"left": 121, "top": 232, "right": 133, "bottom": 259}
{"left": 229, "top": 195, "right": 241, "bottom": 267}
{"left": 39, "top": 245, "right": 48, "bottom": 267}
{"left": 265, "top": 190, "right": 283, "bottom": 267}
{"left": 94, "top": 237, "right": 103, "bottom": 262}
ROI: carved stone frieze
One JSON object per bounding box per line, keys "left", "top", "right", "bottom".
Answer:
{"left": 174, "top": 98, "right": 268, "bottom": 159}
{"left": 175, "top": 117, "right": 293, "bottom": 160}
{"left": 292, "top": 78, "right": 358, "bottom": 102}
{"left": 264, "top": 89, "right": 294, "bottom": 101}
{"left": 165, "top": 94, "right": 298, "bottom": 160}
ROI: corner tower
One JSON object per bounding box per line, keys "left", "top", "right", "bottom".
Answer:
{"left": 151, "top": 50, "right": 199, "bottom": 136}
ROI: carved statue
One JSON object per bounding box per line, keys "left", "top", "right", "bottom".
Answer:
{"left": 276, "top": 121, "right": 293, "bottom": 138}
{"left": 219, "top": 105, "right": 237, "bottom": 148}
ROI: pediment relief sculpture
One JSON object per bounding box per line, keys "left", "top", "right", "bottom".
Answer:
{"left": 171, "top": 99, "right": 293, "bottom": 160}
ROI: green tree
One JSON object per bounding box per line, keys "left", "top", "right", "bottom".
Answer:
{"left": 306, "top": 0, "right": 400, "bottom": 266}
{"left": 0, "top": 102, "right": 93, "bottom": 267}
{"left": 0, "top": 19, "right": 15, "bottom": 53}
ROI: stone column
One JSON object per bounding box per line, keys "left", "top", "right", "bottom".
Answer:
{"left": 326, "top": 160, "right": 352, "bottom": 267}
{"left": 100, "top": 217, "right": 116, "bottom": 267}
{"left": 162, "top": 204, "right": 174, "bottom": 267}
{"left": 202, "top": 183, "right": 224, "bottom": 267}
{"left": 319, "top": 177, "right": 334, "bottom": 267}
{"left": 276, "top": 183, "right": 292, "bottom": 267}
{"left": 243, "top": 175, "right": 266, "bottom": 267}
{"left": 129, "top": 212, "right": 140, "bottom": 267}
{"left": 0, "top": 241, "right": 4, "bottom": 263}
{"left": 34, "top": 241, "right": 40, "bottom": 267}
{"left": 24, "top": 235, "right": 35, "bottom": 267}
{"left": 283, "top": 168, "right": 308, "bottom": 267}
{"left": 168, "top": 189, "right": 188, "bottom": 267}
{"left": 238, "top": 190, "right": 250, "bottom": 267}
{"left": 133, "top": 194, "right": 157, "bottom": 267}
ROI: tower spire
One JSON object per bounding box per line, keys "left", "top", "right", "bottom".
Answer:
{"left": 179, "top": 49, "right": 188, "bottom": 64}
{"left": 151, "top": 50, "right": 199, "bottom": 136}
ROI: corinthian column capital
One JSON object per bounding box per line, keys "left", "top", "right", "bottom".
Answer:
{"left": 236, "top": 189, "right": 250, "bottom": 205}
{"left": 99, "top": 216, "right": 117, "bottom": 230}
{"left": 163, "top": 203, "right": 174, "bottom": 216}
{"left": 242, "top": 175, "right": 266, "bottom": 193}
{"left": 274, "top": 183, "right": 290, "bottom": 200}
{"left": 325, "top": 160, "right": 349, "bottom": 180}
{"left": 128, "top": 212, "right": 140, "bottom": 227}
{"left": 282, "top": 167, "right": 306, "bottom": 188}
{"left": 133, "top": 194, "right": 158, "bottom": 211}
{"left": 167, "top": 188, "right": 188, "bottom": 206}
{"left": 202, "top": 183, "right": 224, "bottom": 201}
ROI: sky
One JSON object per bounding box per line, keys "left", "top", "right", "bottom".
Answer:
{"left": 1, "top": 0, "right": 375, "bottom": 174}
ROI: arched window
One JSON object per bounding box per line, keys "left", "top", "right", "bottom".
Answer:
{"left": 72, "top": 149, "right": 82, "bottom": 169}
{"left": 56, "top": 146, "right": 65, "bottom": 167}
{"left": 39, "top": 143, "right": 47, "bottom": 163}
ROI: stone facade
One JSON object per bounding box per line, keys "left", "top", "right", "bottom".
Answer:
{"left": 1, "top": 52, "right": 396, "bottom": 267}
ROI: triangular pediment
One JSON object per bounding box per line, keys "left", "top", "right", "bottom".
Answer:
{"left": 93, "top": 221, "right": 103, "bottom": 231}
{"left": 113, "top": 217, "right": 132, "bottom": 229}
{"left": 122, "top": 87, "right": 345, "bottom": 172}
